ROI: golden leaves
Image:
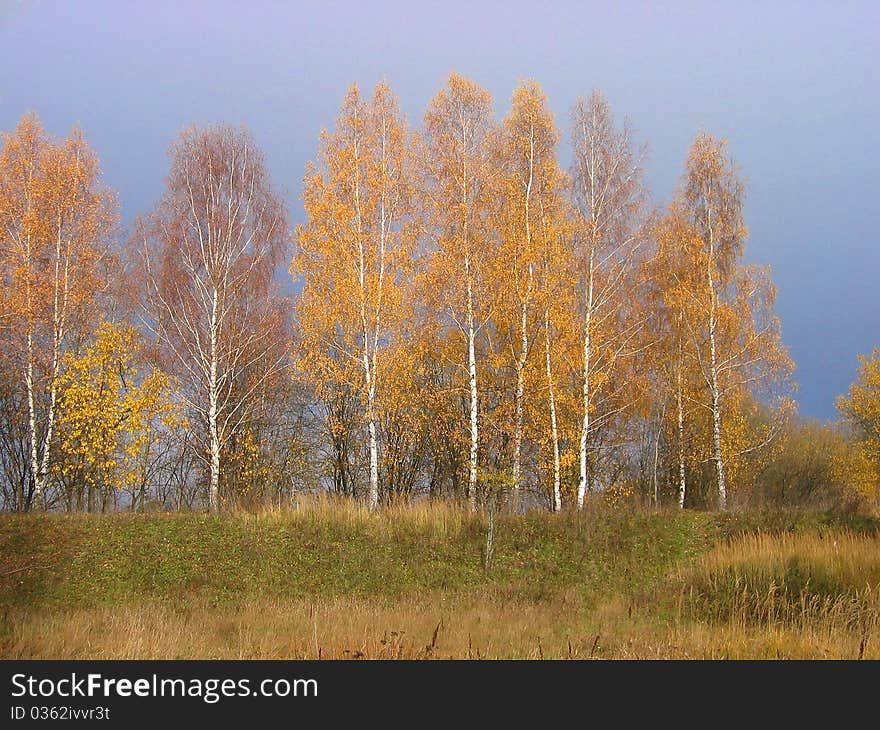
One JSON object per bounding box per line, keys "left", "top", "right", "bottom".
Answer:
{"left": 837, "top": 348, "right": 880, "bottom": 500}
{"left": 54, "top": 321, "right": 181, "bottom": 491}
{"left": 0, "top": 113, "right": 116, "bottom": 337}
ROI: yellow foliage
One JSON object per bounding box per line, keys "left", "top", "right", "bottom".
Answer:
{"left": 838, "top": 348, "right": 880, "bottom": 457}
{"left": 604, "top": 481, "right": 637, "bottom": 508}
{"left": 54, "top": 322, "right": 181, "bottom": 492}
{"left": 837, "top": 348, "right": 880, "bottom": 502}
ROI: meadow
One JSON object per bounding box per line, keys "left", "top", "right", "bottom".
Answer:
{"left": 1, "top": 500, "right": 878, "bottom": 659}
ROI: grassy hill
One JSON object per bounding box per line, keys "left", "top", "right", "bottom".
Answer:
{"left": 2, "top": 501, "right": 878, "bottom": 659}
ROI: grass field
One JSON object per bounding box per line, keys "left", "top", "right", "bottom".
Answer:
{"left": 2, "top": 500, "right": 878, "bottom": 659}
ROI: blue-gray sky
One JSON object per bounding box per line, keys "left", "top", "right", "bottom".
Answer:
{"left": 1, "top": 0, "right": 877, "bottom": 418}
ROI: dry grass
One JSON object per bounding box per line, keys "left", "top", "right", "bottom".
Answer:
{"left": 2, "top": 594, "right": 595, "bottom": 660}
{"left": 3, "top": 506, "right": 879, "bottom": 659}
{"left": 277, "top": 492, "right": 474, "bottom": 537}
{"left": 5, "top": 590, "right": 879, "bottom": 660}
{"left": 687, "top": 529, "right": 880, "bottom": 588}
{"left": 673, "top": 530, "right": 880, "bottom": 657}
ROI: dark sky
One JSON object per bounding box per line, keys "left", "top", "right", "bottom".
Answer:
{"left": 1, "top": 0, "right": 877, "bottom": 418}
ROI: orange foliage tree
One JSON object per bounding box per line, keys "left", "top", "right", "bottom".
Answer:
{"left": 294, "top": 82, "right": 416, "bottom": 509}
{"left": 0, "top": 113, "right": 117, "bottom": 510}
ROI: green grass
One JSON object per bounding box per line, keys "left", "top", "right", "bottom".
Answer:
{"left": 2, "top": 502, "right": 878, "bottom": 659}
{"left": 1, "top": 503, "right": 718, "bottom": 611}
{"left": 678, "top": 529, "right": 880, "bottom": 630}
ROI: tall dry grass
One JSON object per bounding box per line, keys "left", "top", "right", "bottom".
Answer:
{"left": 275, "top": 493, "right": 475, "bottom": 537}
{"left": 1, "top": 595, "right": 595, "bottom": 660}
{"left": 4, "top": 506, "right": 879, "bottom": 659}
{"left": 5, "top": 589, "right": 879, "bottom": 660}
{"left": 676, "top": 530, "right": 880, "bottom": 657}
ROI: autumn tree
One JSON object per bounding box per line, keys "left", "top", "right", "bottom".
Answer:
{"left": 676, "top": 133, "right": 793, "bottom": 509}
{"left": 647, "top": 208, "right": 705, "bottom": 507}
{"left": 0, "top": 113, "right": 117, "bottom": 510}
{"left": 838, "top": 348, "right": 880, "bottom": 457}
{"left": 294, "top": 81, "right": 415, "bottom": 510}
{"left": 53, "top": 321, "right": 180, "bottom": 511}
{"left": 420, "top": 72, "right": 496, "bottom": 510}
{"left": 0, "top": 362, "right": 31, "bottom": 510}
{"left": 837, "top": 347, "right": 880, "bottom": 500}
{"left": 681, "top": 133, "right": 740, "bottom": 509}
{"left": 535, "top": 212, "right": 577, "bottom": 512}
{"left": 490, "top": 80, "right": 566, "bottom": 509}
{"left": 569, "top": 91, "right": 646, "bottom": 510}
{"left": 531, "top": 131, "right": 574, "bottom": 512}
{"left": 137, "top": 124, "right": 289, "bottom": 512}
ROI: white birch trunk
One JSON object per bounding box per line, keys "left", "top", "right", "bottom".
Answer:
{"left": 23, "top": 226, "right": 45, "bottom": 508}
{"left": 209, "top": 419, "right": 220, "bottom": 512}
{"left": 544, "top": 312, "right": 561, "bottom": 512}
{"left": 676, "top": 341, "right": 687, "bottom": 509}
{"left": 22, "top": 198, "right": 42, "bottom": 509}
{"left": 36, "top": 230, "right": 66, "bottom": 506}
{"left": 352, "top": 119, "right": 381, "bottom": 512}
{"left": 709, "top": 325, "right": 727, "bottom": 510}
{"left": 36, "top": 362, "right": 59, "bottom": 507}
{"left": 512, "top": 296, "right": 527, "bottom": 510}
{"left": 512, "top": 130, "right": 535, "bottom": 511}
{"left": 366, "top": 114, "right": 390, "bottom": 512}
{"left": 577, "top": 248, "right": 595, "bottom": 511}
{"left": 706, "top": 216, "right": 727, "bottom": 511}
{"left": 24, "top": 221, "right": 68, "bottom": 509}
{"left": 466, "top": 255, "right": 479, "bottom": 512}
{"left": 461, "top": 143, "right": 479, "bottom": 512}
{"left": 652, "top": 419, "right": 661, "bottom": 509}
{"left": 25, "top": 333, "right": 42, "bottom": 507}
{"left": 359, "top": 238, "right": 380, "bottom": 511}
{"left": 208, "top": 293, "right": 220, "bottom": 512}
{"left": 367, "top": 385, "right": 379, "bottom": 511}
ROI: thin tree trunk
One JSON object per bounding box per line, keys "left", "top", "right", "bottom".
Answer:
{"left": 577, "top": 248, "right": 595, "bottom": 511}
{"left": 461, "top": 145, "right": 480, "bottom": 513}
{"left": 366, "top": 115, "right": 389, "bottom": 512}
{"left": 25, "top": 335, "right": 42, "bottom": 509}
{"left": 24, "top": 224, "right": 43, "bottom": 510}
{"left": 709, "top": 337, "right": 727, "bottom": 510}
{"left": 512, "top": 271, "right": 533, "bottom": 512}
{"left": 512, "top": 297, "right": 527, "bottom": 511}
{"left": 351, "top": 124, "right": 381, "bottom": 512}
{"left": 652, "top": 404, "right": 665, "bottom": 510}
{"left": 209, "top": 423, "right": 220, "bottom": 511}
{"left": 366, "top": 381, "right": 379, "bottom": 511}
{"left": 676, "top": 348, "right": 687, "bottom": 509}
{"left": 706, "top": 215, "right": 727, "bottom": 510}
{"left": 512, "top": 130, "right": 535, "bottom": 511}
{"left": 544, "top": 312, "right": 561, "bottom": 512}
{"left": 24, "top": 228, "right": 66, "bottom": 511}
{"left": 466, "top": 255, "right": 479, "bottom": 512}
{"left": 36, "top": 340, "right": 62, "bottom": 510}
{"left": 35, "top": 222, "right": 67, "bottom": 511}
{"left": 208, "top": 294, "right": 220, "bottom": 512}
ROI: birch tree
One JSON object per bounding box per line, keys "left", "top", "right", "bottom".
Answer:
{"left": 681, "top": 133, "right": 742, "bottom": 509}
{"left": 570, "top": 91, "right": 646, "bottom": 510}
{"left": 295, "top": 81, "right": 415, "bottom": 510}
{"left": 53, "top": 321, "right": 180, "bottom": 512}
{"left": 492, "top": 80, "right": 561, "bottom": 509}
{"left": 838, "top": 348, "right": 880, "bottom": 466}
{"left": 837, "top": 349, "right": 880, "bottom": 500}
{"left": 533, "top": 144, "right": 574, "bottom": 512}
{"left": 675, "top": 133, "right": 793, "bottom": 509}
{"left": 137, "top": 124, "right": 289, "bottom": 512}
{"left": 0, "top": 113, "right": 116, "bottom": 510}
{"left": 647, "top": 208, "right": 710, "bottom": 508}
{"left": 421, "top": 72, "right": 495, "bottom": 511}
